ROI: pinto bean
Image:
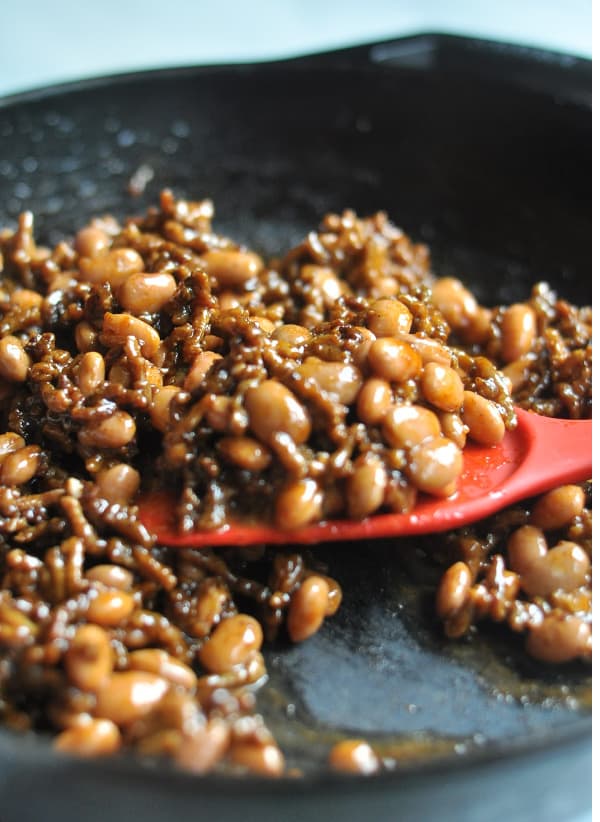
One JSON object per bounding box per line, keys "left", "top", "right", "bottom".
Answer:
{"left": 95, "top": 672, "right": 169, "bottom": 726}
{"left": 245, "top": 380, "right": 310, "bottom": 445}
{"left": 462, "top": 391, "right": 505, "bottom": 446}
{"left": 54, "top": 718, "right": 121, "bottom": 757}
{"left": 95, "top": 463, "right": 140, "bottom": 505}
{"left": 102, "top": 312, "right": 161, "bottom": 360}
{"left": 519, "top": 541, "right": 590, "bottom": 598}
{"left": 346, "top": 455, "right": 387, "bottom": 519}
{"left": 530, "top": 485, "right": 586, "bottom": 531}
{"left": 421, "top": 362, "right": 464, "bottom": 412}
{"left": 0, "top": 335, "right": 30, "bottom": 382}
{"left": 436, "top": 562, "right": 472, "bottom": 619}
{"left": 287, "top": 576, "right": 330, "bottom": 642}
{"left": 200, "top": 249, "right": 262, "bottom": 287}
{"left": 382, "top": 404, "right": 441, "bottom": 449}
{"left": 501, "top": 303, "right": 537, "bottom": 363}
{"left": 526, "top": 615, "right": 591, "bottom": 663}
{"left": 0, "top": 432, "right": 25, "bottom": 459}
{"left": 0, "top": 445, "right": 41, "bottom": 485}
{"left": 507, "top": 526, "right": 548, "bottom": 575}
{"left": 329, "top": 739, "right": 380, "bottom": 774}
{"left": 356, "top": 378, "right": 393, "bottom": 425}
{"left": 407, "top": 436, "right": 463, "bottom": 495}
{"left": 76, "top": 352, "right": 105, "bottom": 396}
{"left": 75, "top": 226, "right": 110, "bottom": 258}
{"left": 79, "top": 248, "right": 144, "bottom": 287}
{"left": 298, "top": 357, "right": 362, "bottom": 404}
{"left": 275, "top": 479, "right": 323, "bottom": 530}
{"left": 367, "top": 337, "right": 422, "bottom": 383}
{"left": 119, "top": 272, "right": 177, "bottom": 315}
{"left": 184, "top": 351, "right": 223, "bottom": 393}
{"left": 86, "top": 565, "right": 134, "bottom": 591}
{"left": 149, "top": 385, "right": 180, "bottom": 432}
{"left": 174, "top": 720, "right": 231, "bottom": 774}
{"left": 64, "top": 624, "right": 113, "bottom": 692}
{"left": 127, "top": 649, "right": 196, "bottom": 691}
{"left": 86, "top": 589, "right": 135, "bottom": 627}
{"left": 199, "top": 614, "right": 263, "bottom": 674}
{"left": 217, "top": 436, "right": 271, "bottom": 472}
{"left": 78, "top": 410, "right": 136, "bottom": 449}
{"left": 431, "top": 277, "right": 477, "bottom": 330}
{"left": 366, "top": 298, "right": 413, "bottom": 337}
{"left": 229, "top": 741, "right": 285, "bottom": 776}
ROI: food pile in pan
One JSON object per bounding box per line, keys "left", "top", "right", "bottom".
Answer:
{"left": 0, "top": 193, "right": 591, "bottom": 774}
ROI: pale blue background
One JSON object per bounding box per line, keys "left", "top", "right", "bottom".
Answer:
{"left": 0, "top": 0, "right": 591, "bottom": 97}
{"left": 0, "top": 2, "right": 592, "bottom": 821}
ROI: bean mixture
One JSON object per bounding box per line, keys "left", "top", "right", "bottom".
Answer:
{"left": 0, "top": 193, "right": 591, "bottom": 775}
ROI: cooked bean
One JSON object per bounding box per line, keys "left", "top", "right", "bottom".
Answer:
{"left": 321, "top": 575, "right": 343, "bottom": 616}
{"left": 102, "top": 312, "right": 161, "bottom": 360}
{"left": 75, "top": 226, "right": 110, "bottom": 258}
{"left": 199, "top": 614, "right": 263, "bottom": 674}
{"left": 346, "top": 455, "right": 387, "bottom": 519}
{"left": 383, "top": 403, "right": 441, "bottom": 449}
{"left": 217, "top": 436, "right": 271, "bottom": 472}
{"left": 501, "top": 303, "right": 537, "bottom": 363}
{"left": 366, "top": 298, "right": 413, "bottom": 337}
{"left": 119, "top": 272, "right": 178, "bottom": 315}
{"left": 200, "top": 249, "right": 262, "bottom": 287}
{"left": 184, "top": 351, "right": 223, "bottom": 393}
{"left": 431, "top": 277, "right": 477, "bottom": 330}
{"left": 95, "top": 671, "right": 169, "bottom": 725}
{"left": 275, "top": 478, "right": 323, "bottom": 530}
{"left": 303, "top": 264, "right": 349, "bottom": 306}
{"left": 86, "top": 565, "right": 134, "bottom": 591}
{"left": 459, "top": 306, "right": 492, "bottom": 346}
{"left": 351, "top": 326, "right": 376, "bottom": 370}
{"left": 287, "top": 575, "right": 329, "bottom": 642}
{"left": 526, "top": 615, "right": 591, "bottom": 663}
{"left": 0, "top": 432, "right": 25, "bottom": 459}
{"left": 250, "top": 316, "right": 276, "bottom": 335}
{"left": 79, "top": 248, "right": 144, "bottom": 288}
{"left": 78, "top": 410, "right": 136, "bottom": 449}
{"left": 462, "top": 391, "right": 505, "bottom": 446}
{"left": 531, "top": 485, "right": 585, "bottom": 531}
{"left": 367, "top": 337, "right": 422, "bottom": 382}
{"left": 74, "top": 321, "right": 98, "bottom": 353}
{"left": 520, "top": 541, "right": 590, "bottom": 598}
{"left": 272, "top": 324, "right": 312, "bottom": 346}
{"left": 439, "top": 412, "right": 468, "bottom": 448}
{"left": 436, "top": 562, "right": 472, "bottom": 619}
{"left": 76, "top": 352, "right": 105, "bottom": 396}
{"left": 329, "top": 739, "right": 380, "bottom": 775}
{"left": 356, "top": 377, "right": 393, "bottom": 425}
{"left": 11, "top": 289, "right": 43, "bottom": 310}
{"left": 149, "top": 385, "right": 180, "bottom": 432}
{"left": 128, "top": 649, "right": 196, "bottom": 691}
{"left": 407, "top": 436, "right": 463, "bottom": 495}
{"left": 245, "top": 380, "right": 310, "bottom": 445}
{"left": 95, "top": 463, "right": 140, "bottom": 505}
{"left": 64, "top": 624, "right": 113, "bottom": 692}
{"left": 421, "top": 362, "right": 464, "bottom": 412}
{"left": 298, "top": 357, "right": 362, "bottom": 404}
{"left": 86, "top": 589, "right": 135, "bottom": 627}
{"left": 501, "top": 357, "right": 530, "bottom": 394}
{"left": 0, "top": 335, "right": 30, "bottom": 382}
{"left": 174, "top": 720, "right": 231, "bottom": 774}
{"left": 507, "top": 526, "right": 548, "bottom": 575}
{"left": 54, "top": 718, "right": 121, "bottom": 757}
{"left": 398, "top": 333, "right": 452, "bottom": 366}
{"left": 229, "top": 741, "right": 285, "bottom": 776}
{"left": 0, "top": 445, "right": 41, "bottom": 485}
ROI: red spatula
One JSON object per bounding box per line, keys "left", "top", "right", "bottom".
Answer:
{"left": 139, "top": 409, "right": 591, "bottom": 547}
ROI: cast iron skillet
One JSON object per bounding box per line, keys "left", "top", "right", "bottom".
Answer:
{"left": 0, "top": 34, "right": 591, "bottom": 822}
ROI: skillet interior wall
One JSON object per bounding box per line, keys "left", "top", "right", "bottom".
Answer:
{"left": 0, "top": 44, "right": 591, "bottom": 307}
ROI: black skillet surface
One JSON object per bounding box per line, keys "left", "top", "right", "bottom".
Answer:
{"left": 0, "top": 34, "right": 591, "bottom": 822}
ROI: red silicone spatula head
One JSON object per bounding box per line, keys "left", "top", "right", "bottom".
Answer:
{"left": 138, "top": 409, "right": 591, "bottom": 547}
